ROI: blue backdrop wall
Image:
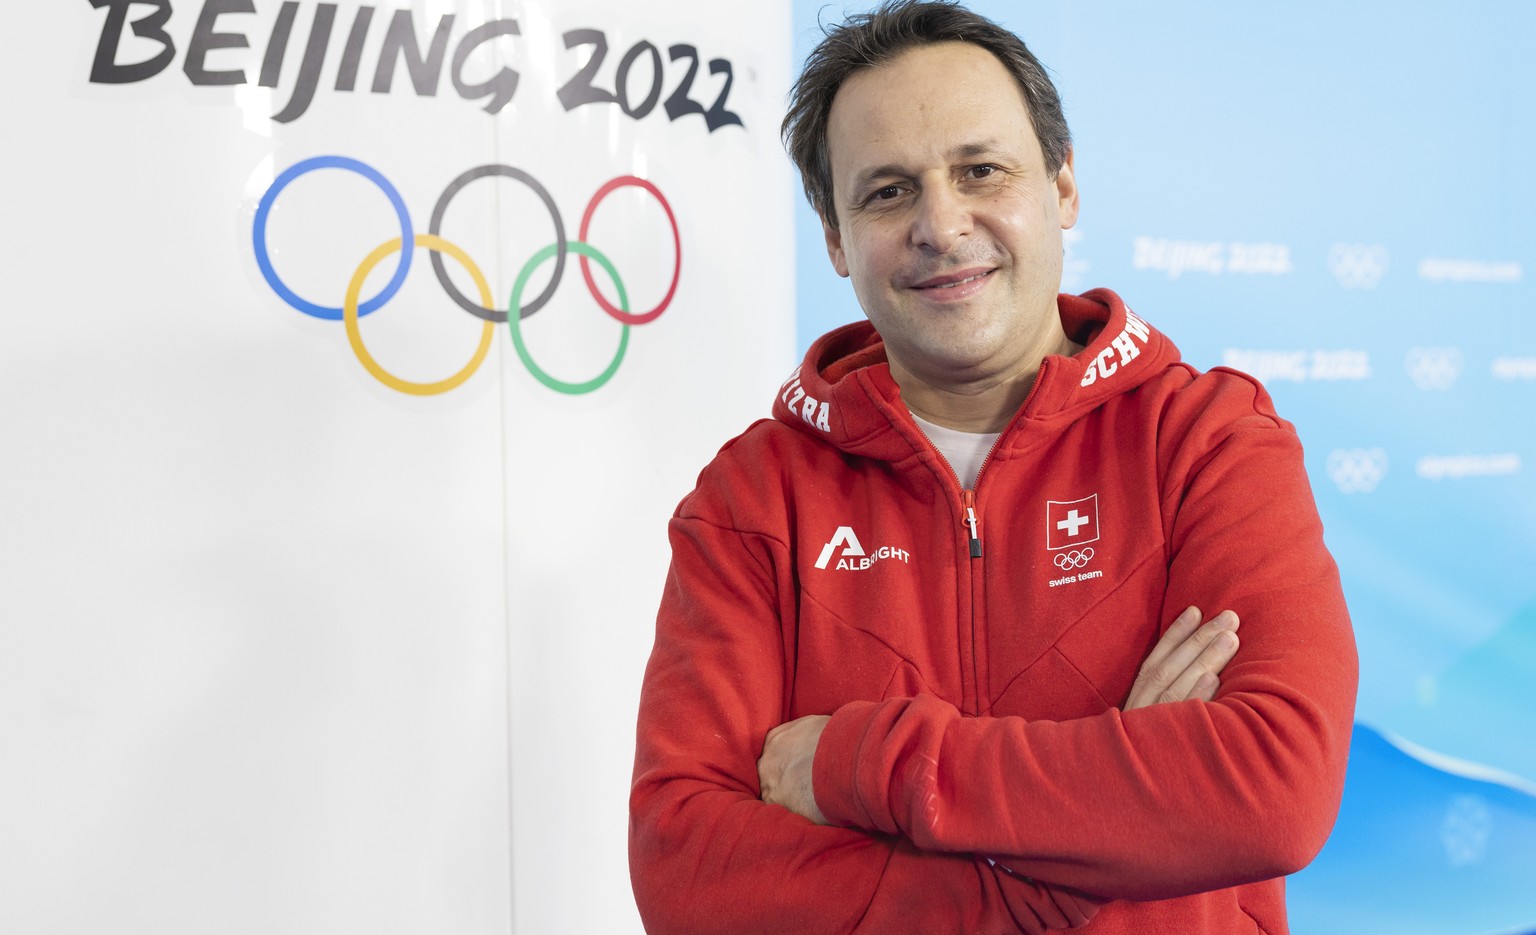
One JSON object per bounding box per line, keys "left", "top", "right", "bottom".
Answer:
{"left": 792, "top": 3, "right": 1536, "bottom": 933}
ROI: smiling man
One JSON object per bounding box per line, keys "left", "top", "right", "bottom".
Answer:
{"left": 630, "top": 3, "right": 1356, "bottom": 933}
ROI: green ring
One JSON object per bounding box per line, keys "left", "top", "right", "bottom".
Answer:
{"left": 507, "top": 241, "right": 630, "bottom": 395}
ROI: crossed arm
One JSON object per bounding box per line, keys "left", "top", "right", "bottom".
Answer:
{"left": 758, "top": 607, "right": 1242, "bottom": 826}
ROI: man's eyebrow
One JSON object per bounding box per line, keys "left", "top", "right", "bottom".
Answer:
{"left": 849, "top": 164, "right": 908, "bottom": 193}
{"left": 950, "top": 139, "right": 1004, "bottom": 160}
{"left": 848, "top": 140, "right": 1010, "bottom": 192}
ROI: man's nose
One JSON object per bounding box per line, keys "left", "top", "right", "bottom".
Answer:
{"left": 909, "top": 184, "right": 972, "bottom": 254}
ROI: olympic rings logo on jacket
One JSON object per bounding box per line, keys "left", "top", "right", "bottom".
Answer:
{"left": 252, "top": 155, "right": 680, "bottom": 396}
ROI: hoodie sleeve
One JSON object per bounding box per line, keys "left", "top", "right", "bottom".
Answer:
{"left": 807, "top": 376, "right": 1358, "bottom": 902}
{"left": 630, "top": 507, "right": 1104, "bottom": 934}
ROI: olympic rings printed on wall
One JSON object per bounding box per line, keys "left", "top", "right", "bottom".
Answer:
{"left": 1053, "top": 548, "right": 1095, "bottom": 570}
{"left": 252, "top": 155, "right": 680, "bottom": 396}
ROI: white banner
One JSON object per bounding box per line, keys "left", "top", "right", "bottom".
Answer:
{"left": 0, "top": 3, "right": 792, "bottom": 933}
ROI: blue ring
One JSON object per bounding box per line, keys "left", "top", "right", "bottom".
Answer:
{"left": 253, "top": 155, "right": 413, "bottom": 321}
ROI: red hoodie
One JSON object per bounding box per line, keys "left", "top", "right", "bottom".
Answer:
{"left": 630, "top": 289, "right": 1357, "bottom": 934}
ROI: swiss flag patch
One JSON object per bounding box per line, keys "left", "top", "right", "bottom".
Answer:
{"left": 1046, "top": 495, "right": 1101, "bottom": 550}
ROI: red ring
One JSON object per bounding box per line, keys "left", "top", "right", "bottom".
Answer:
{"left": 578, "top": 176, "right": 680, "bottom": 326}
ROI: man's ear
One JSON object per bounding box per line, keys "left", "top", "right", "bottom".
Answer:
{"left": 1055, "top": 147, "right": 1079, "bottom": 229}
{"left": 822, "top": 216, "right": 850, "bottom": 278}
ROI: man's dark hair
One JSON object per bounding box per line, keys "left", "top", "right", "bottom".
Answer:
{"left": 782, "top": 0, "right": 1072, "bottom": 229}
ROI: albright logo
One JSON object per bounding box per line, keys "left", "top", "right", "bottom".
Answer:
{"left": 813, "top": 526, "right": 911, "bottom": 572}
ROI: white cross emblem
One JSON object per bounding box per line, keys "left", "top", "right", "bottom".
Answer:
{"left": 1046, "top": 494, "right": 1100, "bottom": 551}
{"left": 1056, "top": 510, "right": 1090, "bottom": 537}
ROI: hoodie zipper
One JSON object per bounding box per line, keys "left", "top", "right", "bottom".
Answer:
{"left": 954, "top": 438, "right": 1004, "bottom": 719}
{"left": 953, "top": 354, "right": 1059, "bottom": 559}
{"left": 962, "top": 490, "right": 982, "bottom": 558}
{"left": 956, "top": 423, "right": 1009, "bottom": 559}
{"left": 933, "top": 432, "right": 1003, "bottom": 560}
{"left": 927, "top": 445, "right": 988, "bottom": 558}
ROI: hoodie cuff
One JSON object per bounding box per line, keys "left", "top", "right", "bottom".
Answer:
{"left": 813, "top": 699, "right": 878, "bottom": 832}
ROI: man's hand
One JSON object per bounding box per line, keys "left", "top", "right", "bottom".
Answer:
{"left": 757, "top": 714, "right": 830, "bottom": 824}
{"left": 1123, "top": 606, "right": 1240, "bottom": 711}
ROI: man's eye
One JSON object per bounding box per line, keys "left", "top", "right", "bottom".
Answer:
{"left": 969, "top": 165, "right": 998, "bottom": 179}
{"left": 872, "top": 186, "right": 902, "bottom": 201}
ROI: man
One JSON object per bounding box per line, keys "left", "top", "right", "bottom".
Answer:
{"left": 630, "top": 2, "right": 1356, "bottom": 932}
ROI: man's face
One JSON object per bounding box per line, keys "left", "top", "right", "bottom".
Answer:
{"left": 823, "top": 41, "right": 1078, "bottom": 389}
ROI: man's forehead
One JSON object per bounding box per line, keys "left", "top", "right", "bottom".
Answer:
{"left": 826, "top": 47, "right": 1039, "bottom": 179}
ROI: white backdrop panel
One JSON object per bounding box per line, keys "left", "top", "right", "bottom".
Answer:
{"left": 0, "top": 3, "right": 793, "bottom": 933}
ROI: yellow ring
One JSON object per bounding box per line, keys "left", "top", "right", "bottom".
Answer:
{"left": 343, "top": 233, "right": 496, "bottom": 396}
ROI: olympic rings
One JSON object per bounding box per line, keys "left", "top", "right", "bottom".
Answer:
{"left": 344, "top": 234, "right": 496, "bottom": 397}
{"left": 255, "top": 155, "right": 413, "bottom": 321}
{"left": 1053, "top": 548, "right": 1095, "bottom": 570}
{"left": 509, "top": 242, "right": 629, "bottom": 395}
{"left": 253, "top": 155, "right": 680, "bottom": 395}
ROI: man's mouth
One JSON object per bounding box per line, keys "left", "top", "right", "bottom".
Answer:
{"left": 911, "top": 268, "right": 994, "bottom": 291}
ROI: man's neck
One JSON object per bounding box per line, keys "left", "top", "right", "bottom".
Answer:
{"left": 892, "top": 328, "right": 1083, "bottom": 434}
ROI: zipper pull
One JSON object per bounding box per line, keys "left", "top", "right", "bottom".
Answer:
{"left": 962, "top": 490, "right": 982, "bottom": 558}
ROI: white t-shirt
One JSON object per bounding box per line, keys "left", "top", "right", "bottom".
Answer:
{"left": 910, "top": 412, "right": 999, "bottom": 489}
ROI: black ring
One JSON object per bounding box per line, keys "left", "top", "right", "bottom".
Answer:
{"left": 429, "top": 165, "right": 566, "bottom": 323}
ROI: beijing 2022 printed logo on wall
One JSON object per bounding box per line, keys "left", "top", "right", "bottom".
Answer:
{"left": 253, "top": 156, "right": 681, "bottom": 397}
{"left": 79, "top": 1, "right": 756, "bottom": 397}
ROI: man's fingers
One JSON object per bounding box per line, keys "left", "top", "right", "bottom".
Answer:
{"left": 1151, "top": 611, "right": 1238, "bottom": 691}
{"left": 1132, "top": 607, "right": 1216, "bottom": 699}
{"left": 1125, "top": 609, "right": 1241, "bottom": 710}
{"left": 756, "top": 715, "right": 830, "bottom": 824}
{"left": 1137, "top": 605, "right": 1202, "bottom": 678}
{"left": 1157, "top": 625, "right": 1239, "bottom": 704}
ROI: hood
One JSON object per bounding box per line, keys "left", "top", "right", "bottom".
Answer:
{"left": 770, "top": 288, "right": 1182, "bottom": 460}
